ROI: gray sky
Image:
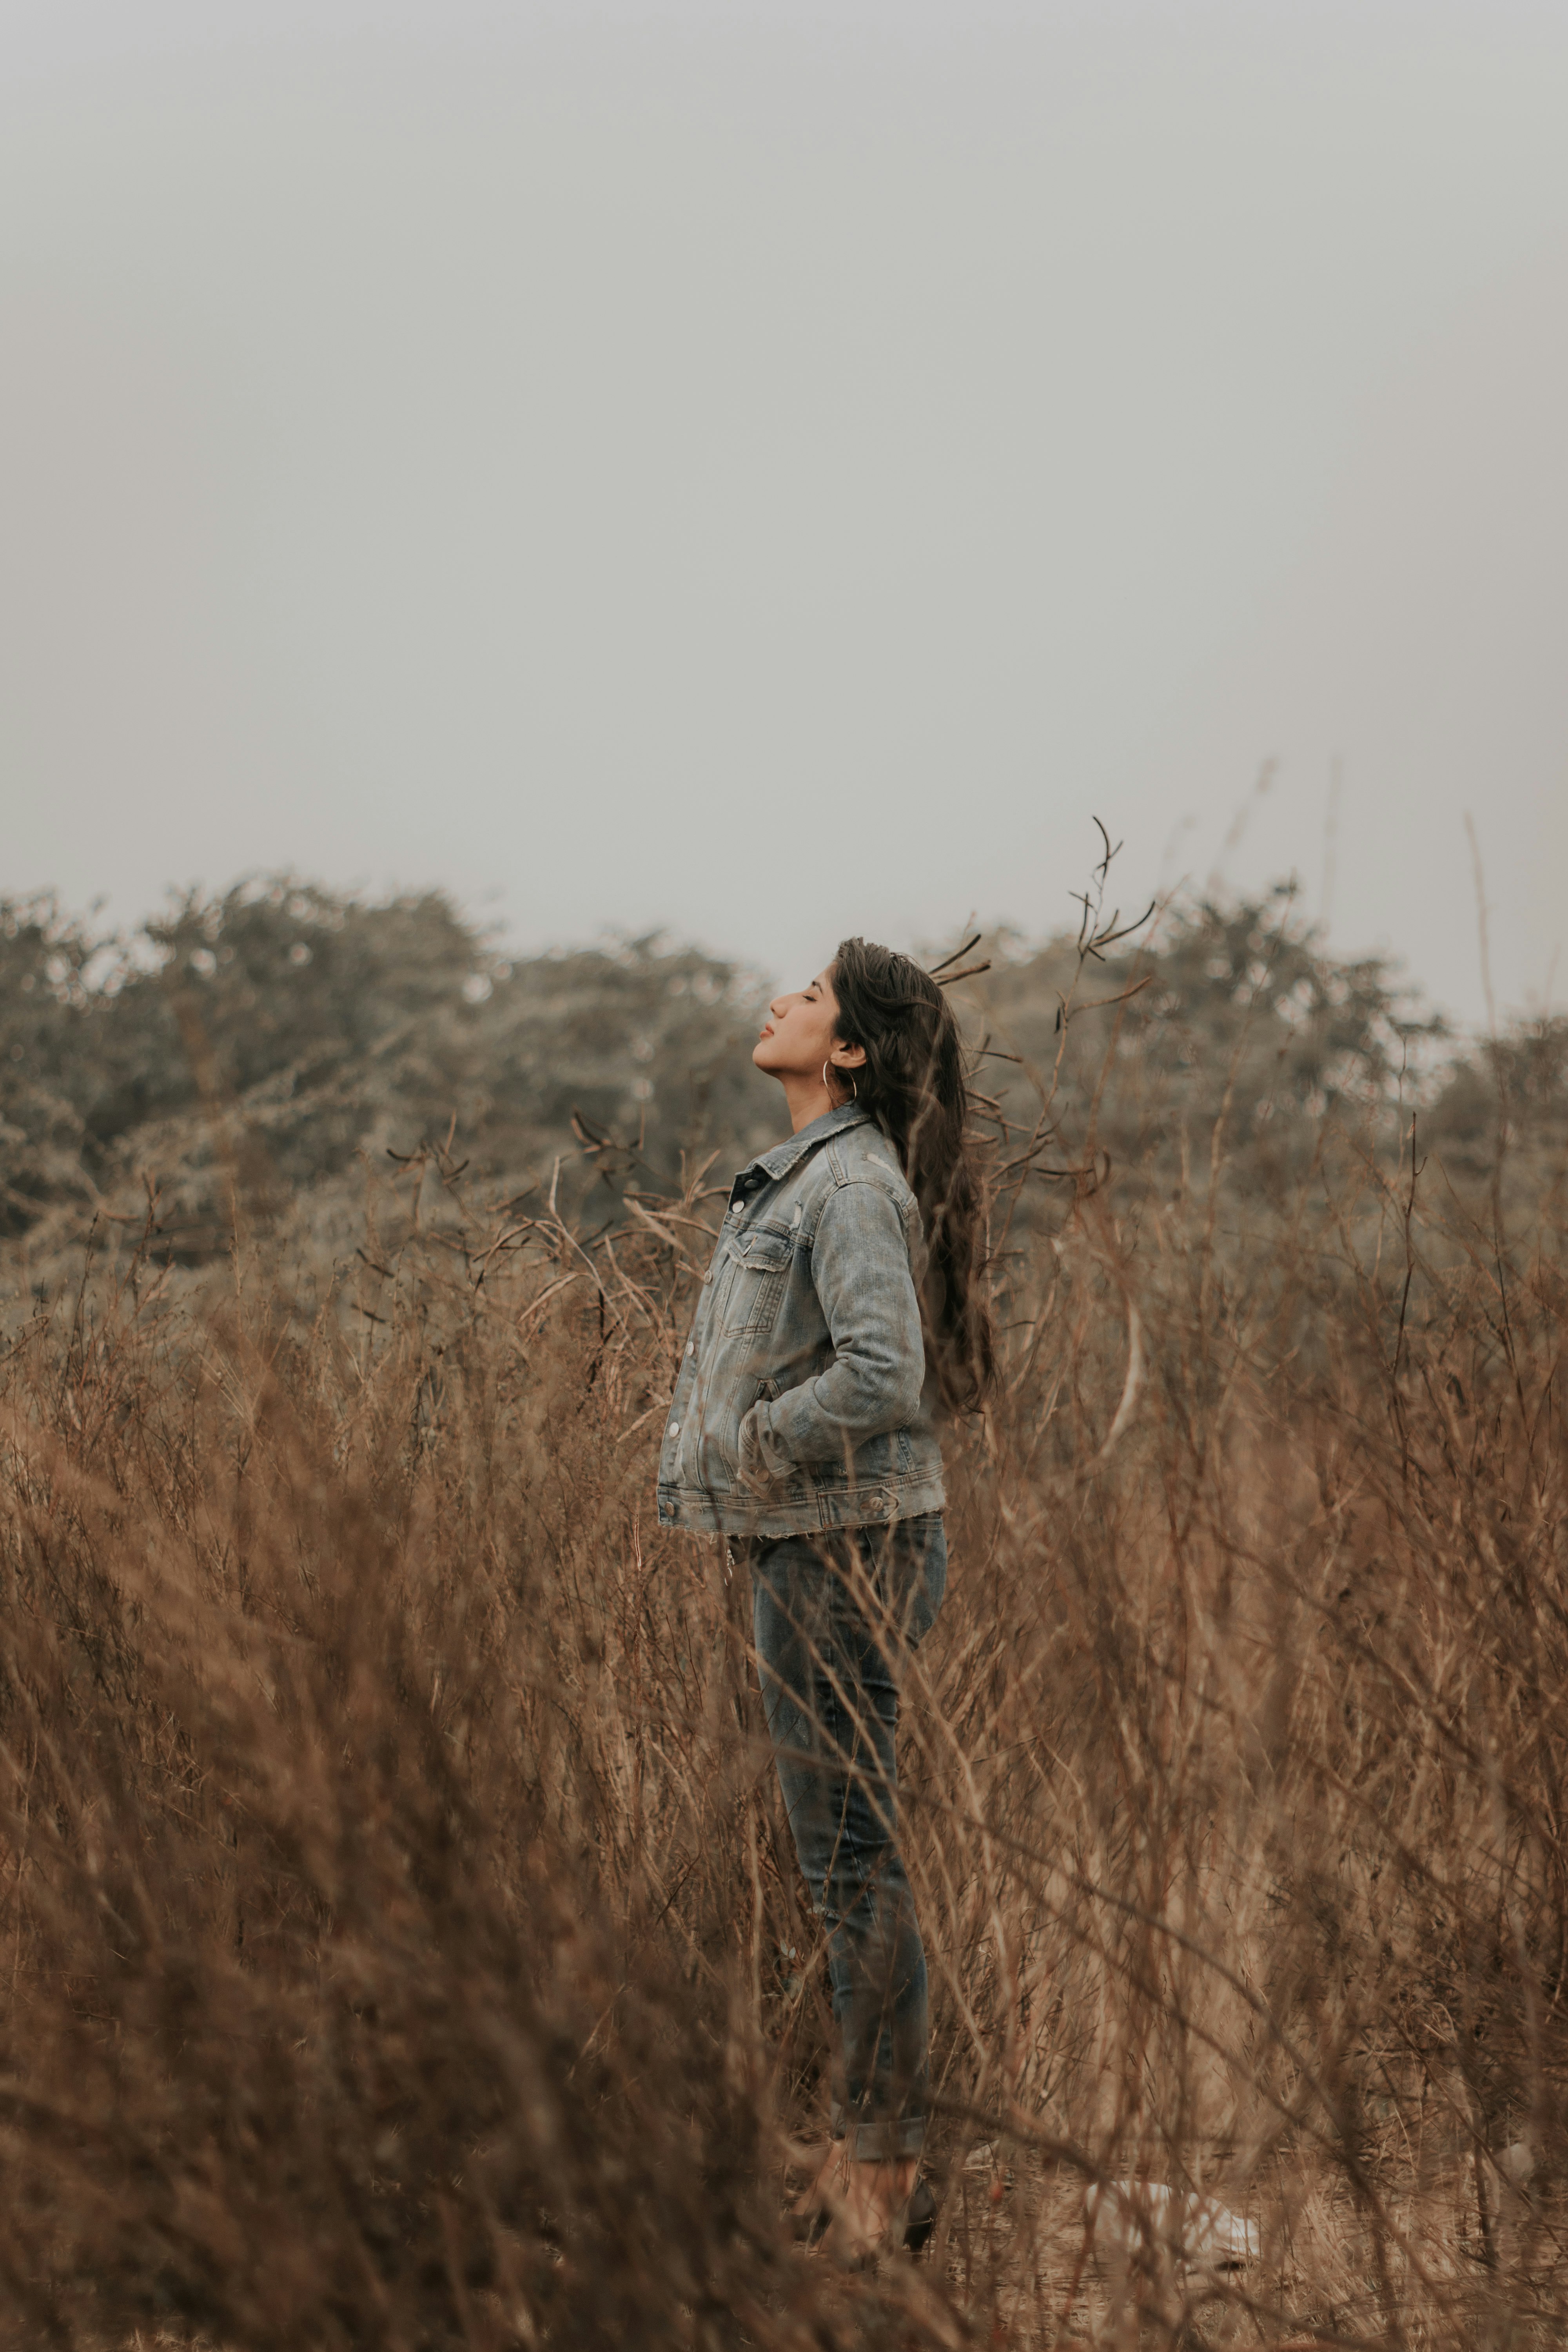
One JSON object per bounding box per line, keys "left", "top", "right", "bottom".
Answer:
{"left": 2, "top": 0, "right": 1564, "bottom": 1025}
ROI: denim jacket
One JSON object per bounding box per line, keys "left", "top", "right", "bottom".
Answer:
{"left": 655, "top": 1102, "right": 947, "bottom": 1537}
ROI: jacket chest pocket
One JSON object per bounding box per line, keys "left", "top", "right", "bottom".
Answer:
{"left": 720, "top": 1227, "right": 794, "bottom": 1334}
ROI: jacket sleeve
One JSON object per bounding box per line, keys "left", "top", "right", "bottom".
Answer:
{"left": 740, "top": 1176, "right": 926, "bottom": 1477}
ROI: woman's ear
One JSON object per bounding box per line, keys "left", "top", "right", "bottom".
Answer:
{"left": 833, "top": 1042, "right": 867, "bottom": 1073}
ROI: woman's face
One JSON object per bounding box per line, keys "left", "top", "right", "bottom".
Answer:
{"left": 753, "top": 967, "right": 865, "bottom": 1086}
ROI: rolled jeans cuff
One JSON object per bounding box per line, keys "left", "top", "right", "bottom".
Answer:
{"left": 833, "top": 2113, "right": 927, "bottom": 2162}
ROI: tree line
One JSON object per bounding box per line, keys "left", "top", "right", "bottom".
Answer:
{"left": 2, "top": 875, "right": 1561, "bottom": 1277}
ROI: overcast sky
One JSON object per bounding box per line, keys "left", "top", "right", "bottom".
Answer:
{"left": 2, "top": 0, "right": 1564, "bottom": 1025}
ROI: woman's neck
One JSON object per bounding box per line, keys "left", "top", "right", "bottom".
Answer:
{"left": 781, "top": 1073, "right": 843, "bottom": 1133}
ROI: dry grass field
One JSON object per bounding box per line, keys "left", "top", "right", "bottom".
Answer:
{"left": 1, "top": 904, "right": 1566, "bottom": 2348}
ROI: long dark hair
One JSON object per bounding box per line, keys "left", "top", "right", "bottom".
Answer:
{"left": 829, "top": 937, "right": 995, "bottom": 1410}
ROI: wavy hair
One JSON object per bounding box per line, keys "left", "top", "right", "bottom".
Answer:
{"left": 829, "top": 937, "right": 995, "bottom": 1410}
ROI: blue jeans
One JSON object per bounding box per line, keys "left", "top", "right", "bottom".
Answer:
{"left": 747, "top": 1513, "right": 947, "bottom": 2161}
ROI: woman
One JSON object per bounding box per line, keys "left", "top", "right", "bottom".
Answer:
{"left": 657, "top": 938, "right": 994, "bottom": 2256}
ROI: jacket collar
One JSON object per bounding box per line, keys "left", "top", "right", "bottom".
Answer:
{"left": 735, "top": 1102, "right": 872, "bottom": 1193}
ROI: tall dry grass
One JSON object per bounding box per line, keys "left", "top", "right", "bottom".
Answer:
{"left": 0, "top": 1109, "right": 1564, "bottom": 2349}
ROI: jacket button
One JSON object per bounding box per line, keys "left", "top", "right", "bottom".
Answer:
{"left": 686, "top": 1341, "right": 694, "bottom": 1356}
{"left": 668, "top": 1421, "right": 680, "bottom": 1436}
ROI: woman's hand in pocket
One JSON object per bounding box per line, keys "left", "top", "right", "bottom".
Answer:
{"left": 737, "top": 1402, "right": 782, "bottom": 1494}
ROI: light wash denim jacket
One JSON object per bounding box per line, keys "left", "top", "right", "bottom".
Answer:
{"left": 655, "top": 1102, "right": 947, "bottom": 1537}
